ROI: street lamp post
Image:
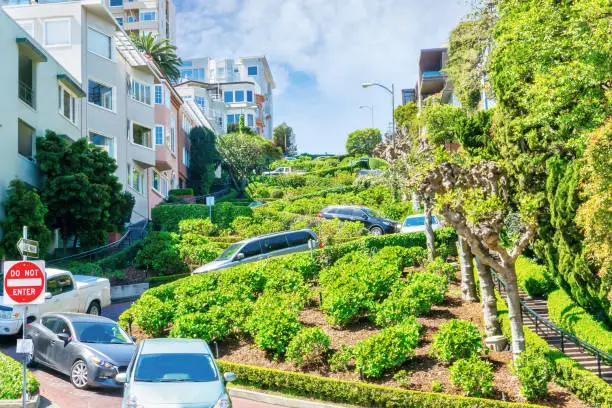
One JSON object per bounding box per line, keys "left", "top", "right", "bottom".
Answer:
{"left": 361, "top": 82, "right": 395, "bottom": 146}
{"left": 359, "top": 105, "right": 374, "bottom": 128}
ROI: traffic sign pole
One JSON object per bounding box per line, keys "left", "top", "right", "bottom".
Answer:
{"left": 22, "top": 226, "right": 28, "bottom": 408}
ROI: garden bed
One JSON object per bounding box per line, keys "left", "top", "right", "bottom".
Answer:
{"left": 130, "top": 277, "right": 586, "bottom": 407}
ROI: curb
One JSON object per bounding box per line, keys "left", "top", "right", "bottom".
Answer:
{"left": 228, "top": 387, "right": 344, "bottom": 408}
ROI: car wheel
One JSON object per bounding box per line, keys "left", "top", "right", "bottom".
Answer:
{"left": 70, "top": 360, "right": 89, "bottom": 389}
{"left": 87, "top": 301, "right": 101, "bottom": 316}
{"left": 370, "top": 226, "right": 383, "bottom": 236}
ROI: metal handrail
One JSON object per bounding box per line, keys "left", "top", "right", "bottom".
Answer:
{"left": 490, "top": 268, "right": 612, "bottom": 377}
{"left": 47, "top": 220, "right": 148, "bottom": 266}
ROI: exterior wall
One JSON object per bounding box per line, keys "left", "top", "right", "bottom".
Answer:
{"left": 0, "top": 8, "right": 83, "bottom": 223}
{"left": 3, "top": 0, "right": 156, "bottom": 223}
{"left": 106, "top": 0, "right": 175, "bottom": 41}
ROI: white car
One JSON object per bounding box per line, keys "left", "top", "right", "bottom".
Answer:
{"left": 0, "top": 268, "right": 111, "bottom": 335}
{"left": 400, "top": 214, "right": 442, "bottom": 234}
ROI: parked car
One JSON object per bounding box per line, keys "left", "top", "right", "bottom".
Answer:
{"left": 400, "top": 214, "right": 442, "bottom": 233}
{"left": 356, "top": 169, "right": 387, "bottom": 177}
{"left": 248, "top": 200, "right": 267, "bottom": 207}
{"left": 0, "top": 268, "right": 111, "bottom": 335}
{"left": 193, "top": 229, "right": 318, "bottom": 274}
{"left": 262, "top": 166, "right": 306, "bottom": 176}
{"left": 317, "top": 206, "right": 399, "bottom": 236}
{"left": 116, "top": 339, "right": 235, "bottom": 408}
{"left": 26, "top": 313, "right": 136, "bottom": 389}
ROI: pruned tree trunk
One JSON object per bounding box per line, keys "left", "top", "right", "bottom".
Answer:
{"left": 501, "top": 261, "right": 525, "bottom": 358}
{"left": 458, "top": 237, "right": 478, "bottom": 302}
{"left": 475, "top": 257, "right": 501, "bottom": 337}
{"left": 423, "top": 199, "right": 436, "bottom": 261}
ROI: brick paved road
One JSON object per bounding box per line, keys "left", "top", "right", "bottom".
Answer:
{"left": 0, "top": 301, "right": 279, "bottom": 408}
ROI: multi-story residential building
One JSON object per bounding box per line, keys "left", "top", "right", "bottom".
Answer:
{"left": 106, "top": 0, "right": 174, "bottom": 42}
{"left": 175, "top": 81, "right": 225, "bottom": 134}
{"left": 401, "top": 88, "right": 416, "bottom": 105}
{"left": 178, "top": 56, "right": 275, "bottom": 140}
{"left": 0, "top": 7, "right": 85, "bottom": 224}
{"left": 415, "top": 48, "right": 454, "bottom": 108}
{"left": 3, "top": 0, "right": 158, "bottom": 222}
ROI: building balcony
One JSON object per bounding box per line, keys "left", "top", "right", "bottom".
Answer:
{"left": 129, "top": 141, "right": 155, "bottom": 168}
{"left": 155, "top": 143, "right": 173, "bottom": 171}
{"left": 122, "top": 0, "right": 147, "bottom": 9}
{"left": 18, "top": 81, "right": 35, "bottom": 108}
{"left": 124, "top": 20, "right": 158, "bottom": 31}
{"left": 419, "top": 70, "right": 446, "bottom": 96}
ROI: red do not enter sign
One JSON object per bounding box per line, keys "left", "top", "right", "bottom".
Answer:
{"left": 2, "top": 261, "right": 46, "bottom": 305}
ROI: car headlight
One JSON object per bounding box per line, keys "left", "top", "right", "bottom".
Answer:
{"left": 214, "top": 394, "right": 231, "bottom": 408}
{"left": 0, "top": 310, "right": 13, "bottom": 319}
{"left": 91, "top": 356, "right": 117, "bottom": 369}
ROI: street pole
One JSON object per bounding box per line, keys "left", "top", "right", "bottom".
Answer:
{"left": 21, "top": 226, "right": 28, "bottom": 408}
{"left": 391, "top": 84, "right": 395, "bottom": 148}
{"left": 359, "top": 105, "right": 374, "bottom": 128}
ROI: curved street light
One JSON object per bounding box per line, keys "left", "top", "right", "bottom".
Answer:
{"left": 361, "top": 82, "right": 395, "bottom": 146}
{"left": 359, "top": 105, "right": 374, "bottom": 128}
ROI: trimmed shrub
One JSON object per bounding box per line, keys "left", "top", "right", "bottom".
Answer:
{"left": 431, "top": 319, "right": 486, "bottom": 363}
{"left": 135, "top": 232, "right": 187, "bottom": 275}
{"left": 514, "top": 350, "right": 552, "bottom": 400}
{"left": 328, "top": 346, "right": 354, "bottom": 372}
{"left": 129, "top": 294, "right": 174, "bottom": 336}
{"left": 405, "top": 246, "right": 427, "bottom": 267}
{"left": 449, "top": 357, "right": 494, "bottom": 397}
{"left": 286, "top": 327, "right": 330, "bottom": 368}
{"left": 0, "top": 353, "right": 39, "bottom": 400}
{"left": 169, "top": 306, "right": 232, "bottom": 342}
{"left": 353, "top": 316, "right": 422, "bottom": 378}
{"left": 374, "top": 246, "right": 410, "bottom": 270}
{"left": 178, "top": 218, "right": 218, "bottom": 236}
{"left": 322, "top": 275, "right": 370, "bottom": 326}
{"left": 148, "top": 273, "right": 190, "bottom": 288}
{"left": 176, "top": 234, "right": 221, "bottom": 267}
{"left": 515, "top": 256, "right": 556, "bottom": 297}
{"left": 431, "top": 380, "right": 442, "bottom": 392}
{"left": 245, "top": 292, "right": 304, "bottom": 357}
{"left": 278, "top": 252, "right": 318, "bottom": 281}
{"left": 368, "top": 157, "right": 388, "bottom": 170}
{"left": 425, "top": 257, "right": 457, "bottom": 280}
{"left": 151, "top": 203, "right": 252, "bottom": 231}
{"left": 406, "top": 271, "right": 448, "bottom": 305}
{"left": 218, "top": 360, "right": 543, "bottom": 408}
{"left": 169, "top": 188, "right": 194, "bottom": 196}
{"left": 547, "top": 289, "right": 612, "bottom": 353}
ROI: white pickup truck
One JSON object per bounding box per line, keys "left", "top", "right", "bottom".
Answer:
{"left": 0, "top": 268, "right": 111, "bottom": 335}
{"left": 262, "top": 167, "right": 306, "bottom": 176}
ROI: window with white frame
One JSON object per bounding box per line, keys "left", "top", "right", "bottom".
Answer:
{"left": 128, "top": 164, "right": 145, "bottom": 193}
{"left": 89, "top": 132, "right": 114, "bottom": 158}
{"left": 182, "top": 146, "right": 190, "bottom": 167}
{"left": 18, "top": 119, "right": 35, "bottom": 160}
{"left": 246, "top": 90, "right": 253, "bottom": 102}
{"left": 154, "top": 85, "right": 163, "bottom": 104}
{"left": 87, "top": 27, "right": 111, "bottom": 59}
{"left": 132, "top": 123, "right": 152, "bottom": 148}
{"left": 155, "top": 125, "right": 164, "bottom": 145}
{"left": 129, "top": 78, "right": 151, "bottom": 105}
{"left": 170, "top": 116, "right": 176, "bottom": 152}
{"left": 44, "top": 19, "right": 70, "bottom": 46}
{"left": 161, "top": 176, "right": 168, "bottom": 197}
{"left": 88, "top": 80, "right": 113, "bottom": 110}
{"left": 58, "top": 85, "right": 77, "bottom": 124}
{"left": 140, "top": 10, "right": 156, "bottom": 21}
{"left": 18, "top": 20, "right": 35, "bottom": 37}
{"left": 152, "top": 170, "right": 161, "bottom": 192}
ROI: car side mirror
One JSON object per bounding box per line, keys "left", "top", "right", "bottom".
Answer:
{"left": 131, "top": 336, "right": 137, "bottom": 342}
{"left": 223, "top": 372, "right": 236, "bottom": 382}
{"left": 45, "top": 292, "right": 52, "bottom": 300}
{"left": 115, "top": 373, "right": 127, "bottom": 383}
{"left": 235, "top": 253, "right": 245, "bottom": 261}
{"left": 362, "top": 215, "right": 368, "bottom": 220}
{"left": 57, "top": 332, "right": 70, "bottom": 343}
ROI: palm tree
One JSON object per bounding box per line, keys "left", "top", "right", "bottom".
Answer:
{"left": 130, "top": 32, "right": 182, "bottom": 82}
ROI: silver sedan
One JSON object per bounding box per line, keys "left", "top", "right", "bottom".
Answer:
{"left": 26, "top": 312, "right": 136, "bottom": 389}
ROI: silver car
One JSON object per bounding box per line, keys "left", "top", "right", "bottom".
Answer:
{"left": 193, "top": 229, "right": 318, "bottom": 274}
{"left": 26, "top": 313, "right": 136, "bottom": 389}
{"left": 116, "top": 338, "right": 235, "bottom": 408}
{"left": 400, "top": 214, "right": 442, "bottom": 234}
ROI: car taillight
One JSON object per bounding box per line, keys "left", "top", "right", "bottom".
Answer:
{"left": 316, "top": 213, "right": 323, "bottom": 218}
{"left": 319, "top": 241, "right": 324, "bottom": 248}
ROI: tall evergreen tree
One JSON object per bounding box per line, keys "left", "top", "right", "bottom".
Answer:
{"left": 187, "top": 126, "right": 219, "bottom": 195}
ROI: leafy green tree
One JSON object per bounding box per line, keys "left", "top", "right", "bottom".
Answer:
{"left": 188, "top": 126, "right": 219, "bottom": 195}
{"left": 37, "top": 132, "right": 126, "bottom": 251}
{"left": 0, "top": 180, "right": 52, "bottom": 259}
{"left": 131, "top": 32, "right": 182, "bottom": 82}
{"left": 273, "top": 122, "right": 297, "bottom": 155}
{"left": 345, "top": 128, "right": 382, "bottom": 156}
{"left": 217, "top": 132, "right": 267, "bottom": 192}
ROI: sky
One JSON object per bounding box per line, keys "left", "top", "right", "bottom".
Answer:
{"left": 174, "top": 0, "right": 470, "bottom": 154}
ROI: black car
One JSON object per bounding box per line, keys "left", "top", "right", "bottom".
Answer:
{"left": 317, "top": 206, "right": 398, "bottom": 235}
{"left": 26, "top": 313, "right": 136, "bottom": 389}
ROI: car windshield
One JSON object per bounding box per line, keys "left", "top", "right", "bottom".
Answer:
{"left": 73, "top": 322, "right": 132, "bottom": 344}
{"left": 404, "top": 216, "right": 436, "bottom": 227}
{"left": 134, "top": 353, "right": 218, "bottom": 382}
{"left": 361, "top": 208, "right": 380, "bottom": 218}
{"left": 216, "top": 243, "right": 243, "bottom": 261}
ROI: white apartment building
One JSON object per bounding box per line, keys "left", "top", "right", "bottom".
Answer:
{"left": 106, "top": 0, "right": 174, "bottom": 42}
{"left": 179, "top": 56, "right": 275, "bottom": 140}
{"left": 3, "top": 0, "right": 158, "bottom": 222}
{"left": 0, "top": 7, "right": 84, "bottom": 222}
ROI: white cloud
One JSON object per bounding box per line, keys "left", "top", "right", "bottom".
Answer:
{"left": 175, "top": 0, "right": 469, "bottom": 153}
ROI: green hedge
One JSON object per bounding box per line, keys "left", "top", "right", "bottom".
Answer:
{"left": 151, "top": 203, "right": 253, "bottom": 231}
{"left": 218, "top": 361, "right": 540, "bottom": 408}
{"left": 515, "top": 257, "right": 556, "bottom": 297}
{"left": 149, "top": 273, "right": 190, "bottom": 288}
{"left": 169, "top": 188, "right": 194, "bottom": 196}
{"left": 496, "top": 294, "right": 612, "bottom": 407}
{"left": 0, "top": 353, "right": 38, "bottom": 400}
{"left": 287, "top": 186, "right": 356, "bottom": 202}
{"left": 98, "top": 241, "right": 144, "bottom": 271}
{"left": 547, "top": 289, "right": 612, "bottom": 354}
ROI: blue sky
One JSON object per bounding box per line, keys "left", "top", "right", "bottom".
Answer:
{"left": 174, "top": 0, "right": 470, "bottom": 154}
